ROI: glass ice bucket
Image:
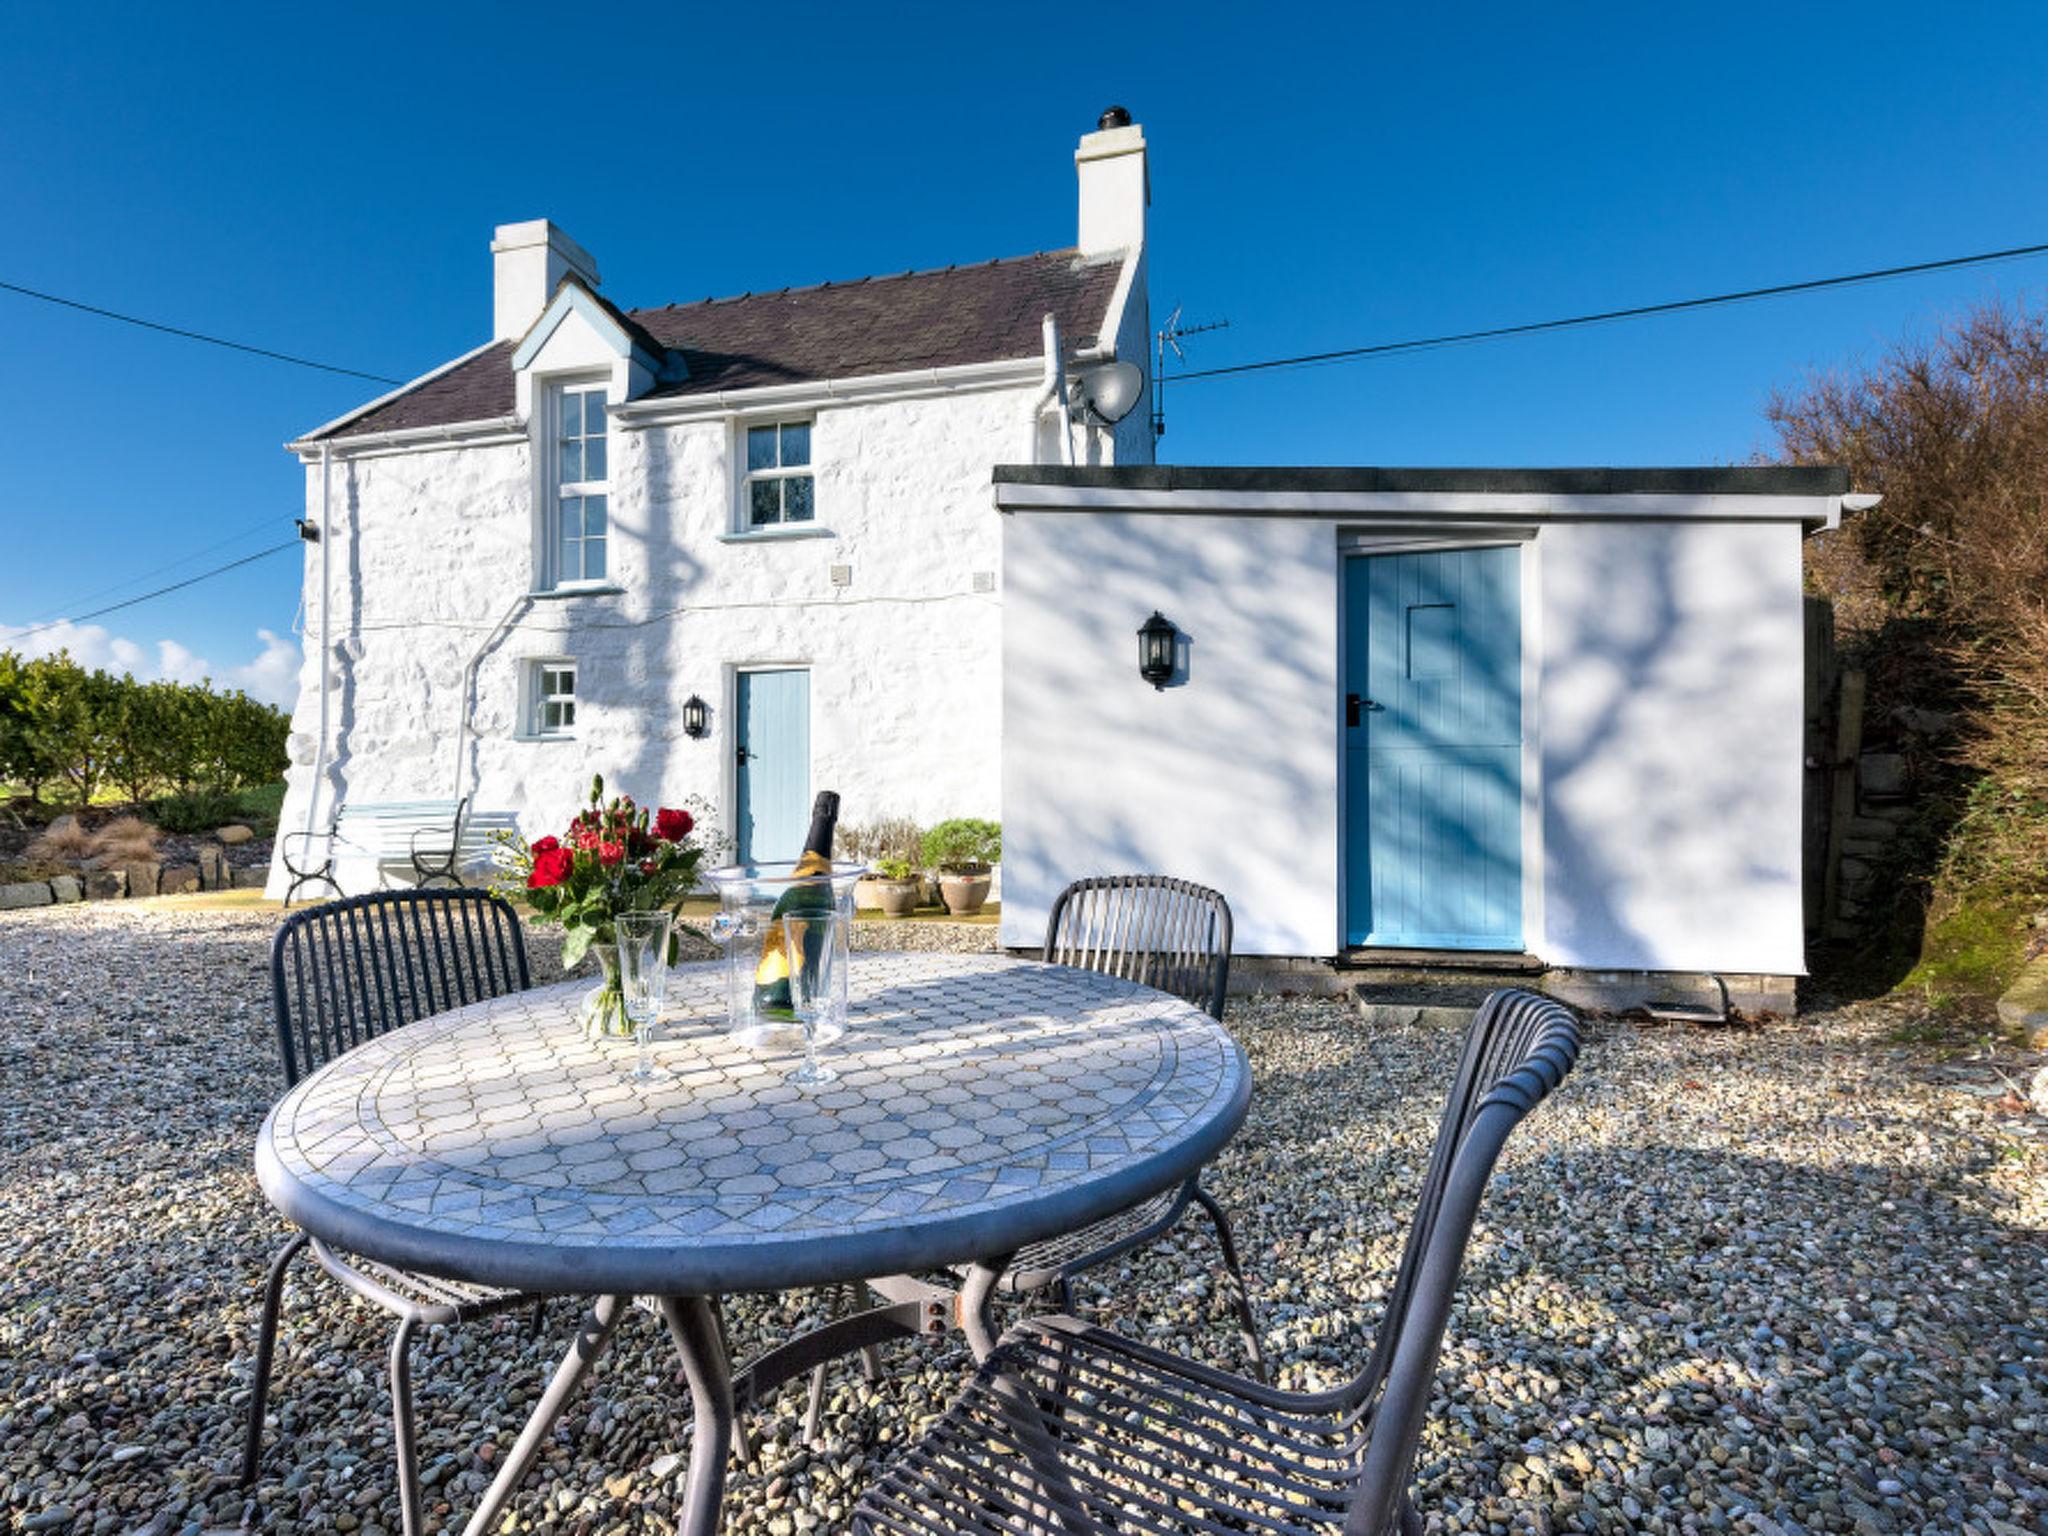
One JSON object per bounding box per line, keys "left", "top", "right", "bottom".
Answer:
{"left": 703, "top": 860, "right": 867, "bottom": 1049}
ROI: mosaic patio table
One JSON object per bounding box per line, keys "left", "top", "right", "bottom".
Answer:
{"left": 255, "top": 950, "right": 1250, "bottom": 1536}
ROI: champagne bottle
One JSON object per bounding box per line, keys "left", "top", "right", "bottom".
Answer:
{"left": 752, "top": 790, "right": 840, "bottom": 1020}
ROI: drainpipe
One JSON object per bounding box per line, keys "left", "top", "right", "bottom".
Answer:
{"left": 1026, "top": 312, "right": 1074, "bottom": 465}
{"left": 303, "top": 443, "right": 333, "bottom": 839}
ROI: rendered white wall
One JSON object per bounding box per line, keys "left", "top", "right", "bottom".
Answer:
{"left": 1000, "top": 511, "right": 1340, "bottom": 955}
{"left": 271, "top": 381, "right": 1036, "bottom": 896}
{"left": 999, "top": 509, "right": 1811, "bottom": 975}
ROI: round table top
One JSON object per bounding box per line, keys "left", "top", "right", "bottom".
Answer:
{"left": 256, "top": 951, "right": 1250, "bottom": 1296}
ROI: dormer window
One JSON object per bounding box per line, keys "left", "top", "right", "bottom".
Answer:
{"left": 744, "top": 421, "right": 813, "bottom": 527}
{"left": 548, "top": 383, "right": 609, "bottom": 586}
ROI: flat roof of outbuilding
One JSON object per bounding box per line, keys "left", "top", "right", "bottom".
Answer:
{"left": 993, "top": 464, "right": 1850, "bottom": 496}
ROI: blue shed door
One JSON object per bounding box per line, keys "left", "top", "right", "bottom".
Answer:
{"left": 1343, "top": 548, "right": 1523, "bottom": 950}
{"left": 735, "top": 669, "right": 810, "bottom": 864}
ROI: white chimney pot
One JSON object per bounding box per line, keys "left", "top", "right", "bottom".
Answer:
{"left": 491, "top": 220, "right": 601, "bottom": 342}
{"left": 1075, "top": 120, "right": 1148, "bottom": 256}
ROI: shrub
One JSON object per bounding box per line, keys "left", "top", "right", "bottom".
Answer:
{"left": 924, "top": 817, "right": 1001, "bottom": 872}
{"left": 874, "top": 857, "right": 917, "bottom": 881}
{"left": 0, "top": 647, "right": 290, "bottom": 806}
{"left": 840, "top": 816, "right": 925, "bottom": 868}
{"left": 92, "top": 816, "right": 162, "bottom": 863}
{"left": 27, "top": 819, "right": 95, "bottom": 864}
{"left": 151, "top": 788, "right": 242, "bottom": 834}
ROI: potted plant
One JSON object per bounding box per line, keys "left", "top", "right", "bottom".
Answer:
{"left": 924, "top": 818, "right": 1000, "bottom": 916}
{"left": 869, "top": 857, "right": 923, "bottom": 918}
{"left": 844, "top": 817, "right": 925, "bottom": 911}
{"left": 496, "top": 775, "right": 706, "bottom": 1038}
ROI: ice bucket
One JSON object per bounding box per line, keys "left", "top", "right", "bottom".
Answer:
{"left": 703, "top": 860, "right": 867, "bottom": 1049}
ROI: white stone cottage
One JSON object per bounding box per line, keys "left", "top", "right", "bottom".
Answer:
{"left": 271, "top": 113, "right": 1154, "bottom": 895}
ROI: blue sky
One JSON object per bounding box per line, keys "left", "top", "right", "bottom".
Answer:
{"left": 4, "top": 1, "right": 2046, "bottom": 704}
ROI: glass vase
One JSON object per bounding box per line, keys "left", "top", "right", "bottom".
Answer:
{"left": 578, "top": 942, "right": 634, "bottom": 1040}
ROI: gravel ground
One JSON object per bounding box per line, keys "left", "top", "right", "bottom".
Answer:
{"left": 1, "top": 902, "right": 2043, "bottom": 1536}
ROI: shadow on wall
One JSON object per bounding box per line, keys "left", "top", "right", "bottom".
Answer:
{"left": 1002, "top": 512, "right": 1340, "bottom": 951}
{"left": 587, "top": 424, "right": 709, "bottom": 827}
{"left": 1539, "top": 527, "right": 1799, "bottom": 974}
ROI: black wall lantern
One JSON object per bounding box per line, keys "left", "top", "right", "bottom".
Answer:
{"left": 1137, "top": 610, "right": 1178, "bottom": 690}
{"left": 682, "top": 694, "right": 710, "bottom": 738}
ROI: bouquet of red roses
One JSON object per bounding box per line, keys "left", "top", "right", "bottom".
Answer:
{"left": 500, "top": 774, "right": 706, "bottom": 977}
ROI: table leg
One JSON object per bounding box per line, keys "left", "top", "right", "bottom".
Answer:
{"left": 957, "top": 1255, "right": 1013, "bottom": 1363}
{"left": 656, "top": 1296, "right": 735, "bottom": 1536}
{"left": 461, "top": 1293, "right": 627, "bottom": 1536}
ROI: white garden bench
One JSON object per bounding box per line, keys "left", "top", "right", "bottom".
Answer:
{"left": 282, "top": 797, "right": 514, "bottom": 902}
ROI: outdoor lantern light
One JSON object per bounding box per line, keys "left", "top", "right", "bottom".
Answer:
{"left": 1137, "top": 611, "right": 1177, "bottom": 690}
{"left": 682, "top": 694, "right": 709, "bottom": 738}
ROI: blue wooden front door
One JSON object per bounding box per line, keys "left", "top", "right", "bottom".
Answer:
{"left": 1343, "top": 547, "right": 1523, "bottom": 950}
{"left": 735, "top": 669, "right": 810, "bottom": 864}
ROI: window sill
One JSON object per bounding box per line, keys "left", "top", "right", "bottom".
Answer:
{"left": 526, "top": 584, "right": 624, "bottom": 601}
{"left": 516, "top": 733, "right": 578, "bottom": 744}
{"left": 718, "top": 526, "right": 834, "bottom": 545}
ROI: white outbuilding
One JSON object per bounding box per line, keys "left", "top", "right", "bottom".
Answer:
{"left": 992, "top": 465, "right": 1850, "bottom": 1008}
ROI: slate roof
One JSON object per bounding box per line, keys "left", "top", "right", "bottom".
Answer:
{"left": 313, "top": 249, "right": 1126, "bottom": 441}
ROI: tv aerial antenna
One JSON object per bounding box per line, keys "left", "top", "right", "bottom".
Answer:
{"left": 1152, "top": 306, "right": 1231, "bottom": 441}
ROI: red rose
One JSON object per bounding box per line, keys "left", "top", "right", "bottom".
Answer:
{"left": 598, "top": 840, "right": 626, "bottom": 868}
{"left": 531, "top": 835, "right": 560, "bottom": 855}
{"left": 638, "top": 858, "right": 657, "bottom": 876}
{"left": 655, "top": 807, "right": 693, "bottom": 840}
{"left": 627, "top": 827, "right": 653, "bottom": 857}
{"left": 574, "top": 827, "right": 600, "bottom": 851}
{"left": 527, "top": 847, "right": 574, "bottom": 889}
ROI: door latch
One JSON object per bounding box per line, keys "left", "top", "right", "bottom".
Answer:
{"left": 1346, "top": 693, "right": 1379, "bottom": 727}
{"left": 735, "top": 746, "right": 752, "bottom": 765}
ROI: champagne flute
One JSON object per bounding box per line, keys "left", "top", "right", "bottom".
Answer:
{"left": 615, "top": 909, "right": 675, "bottom": 1082}
{"left": 780, "top": 911, "right": 847, "bottom": 1086}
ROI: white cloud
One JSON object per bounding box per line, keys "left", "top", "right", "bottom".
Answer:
{"left": 0, "top": 619, "right": 303, "bottom": 708}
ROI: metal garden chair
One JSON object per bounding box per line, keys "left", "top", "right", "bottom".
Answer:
{"left": 241, "top": 889, "right": 546, "bottom": 1536}
{"left": 995, "top": 875, "right": 1262, "bottom": 1371}
{"left": 853, "top": 988, "right": 1582, "bottom": 1536}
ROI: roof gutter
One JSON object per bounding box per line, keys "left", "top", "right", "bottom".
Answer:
{"left": 289, "top": 415, "right": 525, "bottom": 461}
{"left": 613, "top": 353, "right": 1044, "bottom": 424}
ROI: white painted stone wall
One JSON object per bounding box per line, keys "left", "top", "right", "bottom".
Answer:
{"left": 271, "top": 379, "right": 1065, "bottom": 895}
{"left": 999, "top": 506, "right": 1812, "bottom": 976}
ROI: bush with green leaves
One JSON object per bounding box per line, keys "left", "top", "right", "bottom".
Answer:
{"left": 150, "top": 787, "right": 245, "bottom": 834}
{"left": 0, "top": 648, "right": 290, "bottom": 809}
{"left": 923, "top": 817, "right": 1000, "bottom": 873}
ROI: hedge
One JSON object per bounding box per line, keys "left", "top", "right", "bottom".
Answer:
{"left": 0, "top": 649, "right": 290, "bottom": 806}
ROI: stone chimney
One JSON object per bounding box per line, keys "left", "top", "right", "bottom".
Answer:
{"left": 491, "top": 220, "right": 601, "bottom": 341}
{"left": 1075, "top": 106, "right": 1147, "bottom": 257}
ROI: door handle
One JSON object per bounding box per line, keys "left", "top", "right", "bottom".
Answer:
{"left": 1346, "top": 693, "right": 1379, "bottom": 727}
{"left": 735, "top": 746, "right": 752, "bottom": 765}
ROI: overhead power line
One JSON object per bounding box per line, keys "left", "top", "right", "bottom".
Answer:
{"left": 7, "top": 541, "right": 301, "bottom": 643}
{"left": 1166, "top": 240, "right": 2048, "bottom": 383}
{"left": 15, "top": 514, "right": 288, "bottom": 627}
{"left": 0, "top": 278, "right": 404, "bottom": 384}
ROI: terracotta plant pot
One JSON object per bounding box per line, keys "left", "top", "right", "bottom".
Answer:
{"left": 939, "top": 872, "right": 992, "bottom": 916}
{"left": 874, "top": 879, "right": 922, "bottom": 919}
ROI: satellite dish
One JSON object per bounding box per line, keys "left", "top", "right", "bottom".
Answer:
{"left": 1070, "top": 360, "right": 1146, "bottom": 426}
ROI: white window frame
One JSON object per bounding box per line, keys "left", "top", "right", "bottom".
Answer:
{"left": 542, "top": 379, "right": 612, "bottom": 590}
{"left": 736, "top": 417, "right": 817, "bottom": 532}
{"left": 523, "top": 658, "right": 577, "bottom": 740}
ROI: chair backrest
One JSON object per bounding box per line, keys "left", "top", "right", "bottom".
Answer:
{"left": 1344, "top": 988, "right": 1581, "bottom": 1535}
{"left": 1042, "top": 875, "right": 1232, "bottom": 1020}
{"left": 270, "top": 888, "right": 531, "bottom": 1087}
